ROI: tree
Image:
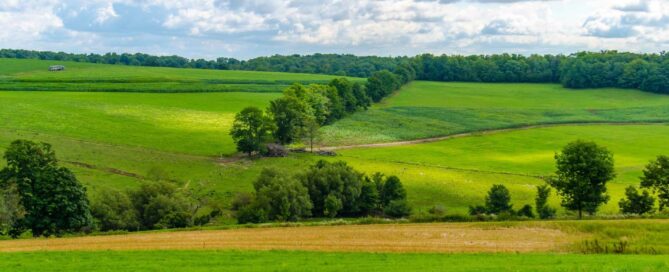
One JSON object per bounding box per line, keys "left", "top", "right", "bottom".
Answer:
{"left": 535, "top": 185, "right": 556, "bottom": 219}
{"left": 0, "top": 185, "right": 23, "bottom": 235}
{"left": 0, "top": 140, "right": 92, "bottom": 237}
{"left": 230, "top": 107, "right": 274, "bottom": 156}
{"left": 619, "top": 186, "right": 655, "bottom": 215}
{"left": 380, "top": 176, "right": 407, "bottom": 207}
{"left": 517, "top": 204, "right": 534, "bottom": 218}
{"left": 302, "top": 117, "right": 321, "bottom": 152}
{"left": 91, "top": 188, "right": 139, "bottom": 231}
{"left": 485, "top": 184, "right": 513, "bottom": 214}
{"left": 548, "top": 140, "right": 614, "bottom": 219}
{"left": 300, "top": 160, "right": 364, "bottom": 217}
{"left": 358, "top": 178, "right": 380, "bottom": 215}
{"left": 384, "top": 200, "right": 412, "bottom": 218}
{"left": 640, "top": 156, "right": 669, "bottom": 211}
{"left": 239, "top": 168, "right": 312, "bottom": 223}
{"left": 268, "top": 96, "right": 311, "bottom": 145}
{"left": 329, "top": 78, "right": 358, "bottom": 113}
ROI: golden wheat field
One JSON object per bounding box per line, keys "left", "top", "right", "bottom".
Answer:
{"left": 0, "top": 222, "right": 583, "bottom": 253}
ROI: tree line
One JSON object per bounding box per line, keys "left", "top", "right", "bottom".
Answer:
{"left": 230, "top": 68, "right": 412, "bottom": 155}
{"left": 2, "top": 49, "right": 667, "bottom": 94}
{"left": 467, "top": 140, "right": 669, "bottom": 220}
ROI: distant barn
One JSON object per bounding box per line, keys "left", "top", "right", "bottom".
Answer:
{"left": 48, "top": 65, "right": 65, "bottom": 71}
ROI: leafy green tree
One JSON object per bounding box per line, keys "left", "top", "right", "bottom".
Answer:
{"left": 535, "top": 185, "right": 556, "bottom": 219}
{"left": 366, "top": 70, "right": 400, "bottom": 102}
{"left": 238, "top": 168, "right": 312, "bottom": 223}
{"left": 300, "top": 160, "right": 364, "bottom": 217}
{"left": 640, "top": 155, "right": 669, "bottom": 211}
{"left": 548, "top": 140, "right": 614, "bottom": 219}
{"left": 268, "top": 96, "right": 311, "bottom": 144}
{"left": 485, "top": 184, "right": 513, "bottom": 214}
{"left": 0, "top": 140, "right": 92, "bottom": 237}
{"left": 358, "top": 178, "right": 380, "bottom": 215}
{"left": 230, "top": 107, "right": 274, "bottom": 156}
{"left": 329, "top": 78, "right": 358, "bottom": 113}
{"left": 619, "top": 186, "right": 655, "bottom": 215}
{"left": 91, "top": 188, "right": 139, "bottom": 231}
{"left": 302, "top": 117, "right": 321, "bottom": 152}
{"left": 380, "top": 176, "right": 407, "bottom": 207}
{"left": 324, "top": 194, "right": 343, "bottom": 218}
{"left": 352, "top": 82, "right": 371, "bottom": 109}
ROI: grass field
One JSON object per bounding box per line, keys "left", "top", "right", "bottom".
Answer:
{"left": 2, "top": 250, "right": 668, "bottom": 272}
{"left": 321, "top": 81, "right": 669, "bottom": 146}
{"left": 0, "top": 58, "right": 361, "bottom": 93}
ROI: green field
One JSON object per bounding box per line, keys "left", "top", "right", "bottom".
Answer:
{"left": 0, "top": 58, "right": 361, "bottom": 93}
{"left": 0, "top": 250, "right": 667, "bottom": 271}
{"left": 2, "top": 74, "right": 669, "bottom": 215}
{"left": 321, "top": 81, "right": 669, "bottom": 146}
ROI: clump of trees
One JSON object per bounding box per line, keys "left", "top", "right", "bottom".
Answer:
{"left": 235, "top": 160, "right": 410, "bottom": 224}
{"left": 469, "top": 184, "right": 542, "bottom": 219}
{"left": 0, "top": 140, "right": 92, "bottom": 237}
{"left": 231, "top": 72, "right": 408, "bottom": 155}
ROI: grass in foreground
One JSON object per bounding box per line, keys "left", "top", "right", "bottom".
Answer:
{"left": 322, "top": 81, "right": 669, "bottom": 146}
{"left": 0, "top": 250, "right": 667, "bottom": 271}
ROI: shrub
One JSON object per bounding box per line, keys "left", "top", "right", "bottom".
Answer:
{"left": 469, "top": 205, "right": 487, "bottom": 216}
{"left": 619, "top": 186, "right": 655, "bottom": 215}
{"left": 324, "top": 194, "right": 343, "bottom": 218}
{"left": 485, "top": 184, "right": 513, "bottom": 214}
{"left": 90, "top": 189, "right": 139, "bottom": 231}
{"left": 517, "top": 204, "right": 535, "bottom": 218}
{"left": 384, "top": 200, "right": 412, "bottom": 218}
{"left": 129, "top": 181, "right": 191, "bottom": 230}
{"left": 428, "top": 205, "right": 446, "bottom": 217}
{"left": 300, "top": 160, "right": 364, "bottom": 217}
{"left": 238, "top": 168, "right": 312, "bottom": 223}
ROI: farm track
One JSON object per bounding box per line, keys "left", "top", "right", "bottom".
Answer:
{"left": 0, "top": 223, "right": 581, "bottom": 253}
{"left": 320, "top": 121, "right": 669, "bottom": 151}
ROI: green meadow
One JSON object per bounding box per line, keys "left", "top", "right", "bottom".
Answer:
{"left": 0, "top": 250, "right": 667, "bottom": 272}
{"left": 321, "top": 81, "right": 669, "bottom": 146}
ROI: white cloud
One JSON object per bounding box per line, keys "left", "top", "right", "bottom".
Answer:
{"left": 0, "top": 0, "right": 667, "bottom": 58}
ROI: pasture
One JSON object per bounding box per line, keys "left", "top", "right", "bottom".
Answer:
{"left": 321, "top": 81, "right": 669, "bottom": 146}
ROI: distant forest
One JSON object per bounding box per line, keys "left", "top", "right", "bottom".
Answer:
{"left": 1, "top": 49, "right": 667, "bottom": 94}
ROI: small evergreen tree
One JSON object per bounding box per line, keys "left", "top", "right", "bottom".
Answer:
{"left": 485, "top": 184, "right": 513, "bottom": 214}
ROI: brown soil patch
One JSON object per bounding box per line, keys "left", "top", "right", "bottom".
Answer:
{"left": 0, "top": 223, "right": 581, "bottom": 253}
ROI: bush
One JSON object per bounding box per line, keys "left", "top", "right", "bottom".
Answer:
{"left": 129, "top": 181, "right": 192, "bottom": 230}
{"left": 469, "top": 205, "right": 487, "bottom": 216}
{"left": 324, "top": 194, "right": 343, "bottom": 218}
{"left": 300, "top": 160, "right": 364, "bottom": 217}
{"left": 517, "top": 204, "right": 535, "bottom": 218}
{"left": 384, "top": 200, "right": 412, "bottom": 218}
{"left": 619, "top": 186, "right": 655, "bottom": 215}
{"left": 90, "top": 189, "right": 139, "bottom": 231}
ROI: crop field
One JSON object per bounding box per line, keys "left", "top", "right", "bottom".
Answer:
{"left": 321, "top": 81, "right": 669, "bottom": 146}
{"left": 0, "top": 58, "right": 360, "bottom": 93}
{"left": 1, "top": 219, "right": 669, "bottom": 271}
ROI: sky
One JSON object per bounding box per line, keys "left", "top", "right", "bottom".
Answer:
{"left": 1, "top": 0, "right": 668, "bottom": 59}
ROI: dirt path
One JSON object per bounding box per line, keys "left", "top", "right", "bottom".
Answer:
{"left": 0, "top": 223, "right": 581, "bottom": 253}
{"left": 320, "top": 121, "right": 669, "bottom": 151}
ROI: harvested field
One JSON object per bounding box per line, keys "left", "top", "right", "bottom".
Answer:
{"left": 0, "top": 223, "right": 581, "bottom": 253}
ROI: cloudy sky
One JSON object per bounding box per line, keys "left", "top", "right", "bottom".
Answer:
{"left": 1, "top": 0, "right": 668, "bottom": 59}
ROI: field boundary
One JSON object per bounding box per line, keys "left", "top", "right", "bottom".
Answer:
{"left": 320, "top": 121, "right": 669, "bottom": 151}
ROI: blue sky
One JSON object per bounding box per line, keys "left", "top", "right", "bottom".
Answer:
{"left": 1, "top": 0, "right": 667, "bottom": 59}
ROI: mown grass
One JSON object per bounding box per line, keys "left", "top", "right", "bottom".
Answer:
{"left": 322, "top": 81, "right": 669, "bottom": 145}
{"left": 0, "top": 250, "right": 667, "bottom": 271}
{"left": 0, "top": 58, "right": 362, "bottom": 93}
